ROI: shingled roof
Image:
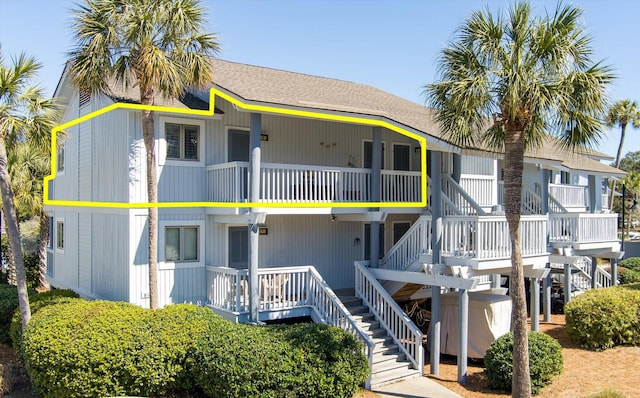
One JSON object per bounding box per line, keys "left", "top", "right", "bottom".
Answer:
{"left": 207, "top": 59, "right": 623, "bottom": 176}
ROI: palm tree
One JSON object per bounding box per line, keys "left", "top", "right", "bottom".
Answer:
{"left": 10, "top": 141, "right": 52, "bottom": 290}
{"left": 606, "top": 100, "right": 640, "bottom": 206}
{"left": 425, "top": 3, "right": 612, "bottom": 396}
{"left": 68, "top": 0, "right": 219, "bottom": 309}
{"left": 1, "top": 50, "right": 58, "bottom": 329}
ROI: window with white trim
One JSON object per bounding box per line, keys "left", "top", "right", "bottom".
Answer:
{"left": 166, "top": 123, "right": 199, "bottom": 161}
{"left": 57, "top": 144, "right": 65, "bottom": 173}
{"left": 56, "top": 220, "right": 64, "bottom": 250}
{"left": 164, "top": 226, "right": 199, "bottom": 262}
{"left": 47, "top": 217, "right": 54, "bottom": 249}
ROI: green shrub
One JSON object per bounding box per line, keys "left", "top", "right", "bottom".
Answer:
{"left": 588, "top": 389, "right": 626, "bottom": 398}
{"left": 565, "top": 286, "right": 640, "bottom": 350}
{"left": 0, "top": 284, "right": 18, "bottom": 344}
{"left": 484, "top": 331, "right": 563, "bottom": 394}
{"left": 22, "top": 300, "right": 233, "bottom": 398}
{"left": 10, "top": 289, "right": 80, "bottom": 351}
{"left": 188, "top": 322, "right": 369, "bottom": 398}
{"left": 620, "top": 269, "right": 640, "bottom": 285}
{"left": 620, "top": 257, "right": 640, "bottom": 272}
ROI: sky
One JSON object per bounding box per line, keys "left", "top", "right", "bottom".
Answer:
{"left": 1, "top": 0, "right": 639, "bottom": 161}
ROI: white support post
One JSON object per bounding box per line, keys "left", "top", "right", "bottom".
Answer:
{"left": 370, "top": 127, "right": 382, "bottom": 268}
{"left": 430, "top": 151, "right": 443, "bottom": 375}
{"left": 457, "top": 288, "right": 469, "bottom": 384}
{"left": 564, "top": 263, "right": 571, "bottom": 305}
{"left": 249, "top": 113, "right": 261, "bottom": 324}
{"left": 530, "top": 277, "right": 540, "bottom": 331}
{"left": 542, "top": 265, "right": 551, "bottom": 322}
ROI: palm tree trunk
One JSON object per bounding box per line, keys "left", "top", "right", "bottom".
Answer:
{"left": 610, "top": 123, "right": 627, "bottom": 207}
{"left": 141, "top": 88, "right": 158, "bottom": 310}
{"left": 504, "top": 129, "right": 531, "bottom": 398}
{"left": 37, "top": 211, "right": 50, "bottom": 291}
{"left": 0, "top": 138, "right": 31, "bottom": 329}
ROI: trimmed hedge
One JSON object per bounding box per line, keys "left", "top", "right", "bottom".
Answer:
{"left": 484, "top": 331, "right": 563, "bottom": 394}
{"left": 22, "top": 301, "right": 220, "bottom": 397}
{"left": 565, "top": 286, "right": 640, "bottom": 350}
{"left": 10, "top": 289, "right": 79, "bottom": 351}
{"left": 620, "top": 257, "right": 640, "bottom": 272}
{"left": 0, "top": 284, "right": 19, "bottom": 344}
{"left": 620, "top": 269, "right": 640, "bottom": 285}
{"left": 22, "top": 300, "right": 369, "bottom": 398}
{"left": 188, "top": 322, "right": 369, "bottom": 398}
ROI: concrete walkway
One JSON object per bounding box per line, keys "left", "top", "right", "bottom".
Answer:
{"left": 372, "top": 377, "right": 463, "bottom": 398}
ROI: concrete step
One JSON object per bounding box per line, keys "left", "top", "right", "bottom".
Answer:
{"left": 373, "top": 341, "right": 399, "bottom": 354}
{"left": 372, "top": 351, "right": 406, "bottom": 366}
{"left": 346, "top": 304, "right": 369, "bottom": 315}
{"left": 339, "top": 296, "right": 362, "bottom": 307}
{"left": 351, "top": 312, "right": 376, "bottom": 323}
{"left": 370, "top": 365, "right": 421, "bottom": 388}
{"left": 356, "top": 319, "right": 380, "bottom": 331}
{"left": 366, "top": 327, "right": 387, "bottom": 338}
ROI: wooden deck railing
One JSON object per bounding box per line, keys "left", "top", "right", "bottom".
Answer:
{"left": 550, "top": 183, "right": 589, "bottom": 209}
{"left": 205, "top": 162, "right": 421, "bottom": 204}
{"left": 460, "top": 175, "right": 495, "bottom": 208}
{"left": 549, "top": 213, "right": 618, "bottom": 243}
{"left": 205, "top": 265, "right": 375, "bottom": 387}
{"left": 379, "top": 216, "right": 432, "bottom": 271}
{"left": 355, "top": 261, "right": 424, "bottom": 374}
{"left": 441, "top": 215, "right": 548, "bottom": 260}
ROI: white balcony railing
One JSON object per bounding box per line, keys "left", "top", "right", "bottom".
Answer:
{"left": 379, "top": 216, "right": 432, "bottom": 271}
{"left": 549, "top": 183, "right": 589, "bottom": 209}
{"left": 441, "top": 215, "right": 548, "bottom": 260}
{"left": 206, "top": 162, "right": 421, "bottom": 204}
{"left": 205, "top": 265, "right": 376, "bottom": 383}
{"left": 460, "top": 175, "right": 494, "bottom": 207}
{"left": 549, "top": 213, "right": 619, "bottom": 243}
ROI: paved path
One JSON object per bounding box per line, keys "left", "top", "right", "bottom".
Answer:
{"left": 372, "top": 377, "right": 463, "bottom": 398}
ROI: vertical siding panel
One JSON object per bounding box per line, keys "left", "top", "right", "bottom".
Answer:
{"left": 92, "top": 214, "right": 129, "bottom": 301}
{"left": 78, "top": 213, "right": 91, "bottom": 291}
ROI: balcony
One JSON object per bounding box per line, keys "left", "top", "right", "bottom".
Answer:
{"left": 441, "top": 215, "right": 548, "bottom": 269}
{"left": 206, "top": 161, "right": 422, "bottom": 205}
{"left": 549, "top": 213, "right": 619, "bottom": 250}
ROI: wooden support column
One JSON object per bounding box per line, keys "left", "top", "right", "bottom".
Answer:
{"left": 452, "top": 153, "right": 461, "bottom": 184}
{"left": 564, "top": 263, "right": 572, "bottom": 305}
{"left": 530, "top": 277, "right": 540, "bottom": 331}
{"left": 430, "top": 151, "right": 443, "bottom": 375}
{"left": 591, "top": 257, "right": 598, "bottom": 289}
{"left": 542, "top": 266, "right": 552, "bottom": 322}
{"left": 588, "top": 175, "right": 600, "bottom": 213}
{"left": 457, "top": 288, "right": 469, "bottom": 384}
{"left": 249, "top": 113, "right": 261, "bottom": 324}
{"left": 369, "top": 127, "right": 382, "bottom": 268}
{"left": 540, "top": 169, "right": 550, "bottom": 214}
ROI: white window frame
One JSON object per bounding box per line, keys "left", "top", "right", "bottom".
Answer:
{"left": 55, "top": 218, "right": 65, "bottom": 253}
{"left": 159, "top": 220, "right": 205, "bottom": 269}
{"left": 159, "top": 116, "right": 205, "bottom": 167}
{"left": 56, "top": 143, "right": 65, "bottom": 175}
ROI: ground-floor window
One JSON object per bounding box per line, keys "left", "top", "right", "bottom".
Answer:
{"left": 228, "top": 226, "right": 248, "bottom": 268}
{"left": 165, "top": 226, "right": 199, "bottom": 262}
{"left": 55, "top": 219, "right": 64, "bottom": 251}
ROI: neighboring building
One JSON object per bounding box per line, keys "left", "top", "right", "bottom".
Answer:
{"left": 46, "top": 59, "right": 624, "bottom": 387}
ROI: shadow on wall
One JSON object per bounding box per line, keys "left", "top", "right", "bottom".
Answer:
{"left": 624, "top": 241, "right": 640, "bottom": 259}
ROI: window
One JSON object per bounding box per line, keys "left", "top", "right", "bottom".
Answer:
{"left": 47, "top": 217, "right": 54, "bottom": 249}
{"left": 57, "top": 144, "right": 65, "bottom": 173}
{"left": 165, "top": 226, "right": 199, "bottom": 262}
{"left": 56, "top": 220, "right": 64, "bottom": 250}
{"left": 166, "top": 123, "right": 199, "bottom": 161}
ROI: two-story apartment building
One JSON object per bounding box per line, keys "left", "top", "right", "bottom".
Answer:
{"left": 46, "top": 59, "right": 624, "bottom": 387}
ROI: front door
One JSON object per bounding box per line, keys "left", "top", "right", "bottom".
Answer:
{"left": 228, "top": 226, "right": 248, "bottom": 269}
{"left": 393, "top": 144, "right": 410, "bottom": 171}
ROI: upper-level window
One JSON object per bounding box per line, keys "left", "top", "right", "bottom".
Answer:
{"left": 166, "top": 123, "right": 199, "bottom": 161}
{"left": 57, "top": 144, "right": 65, "bottom": 173}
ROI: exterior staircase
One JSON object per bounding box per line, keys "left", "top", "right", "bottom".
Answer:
{"left": 338, "top": 291, "right": 421, "bottom": 388}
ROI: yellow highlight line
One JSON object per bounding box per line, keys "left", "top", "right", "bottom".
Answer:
{"left": 44, "top": 87, "right": 428, "bottom": 209}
